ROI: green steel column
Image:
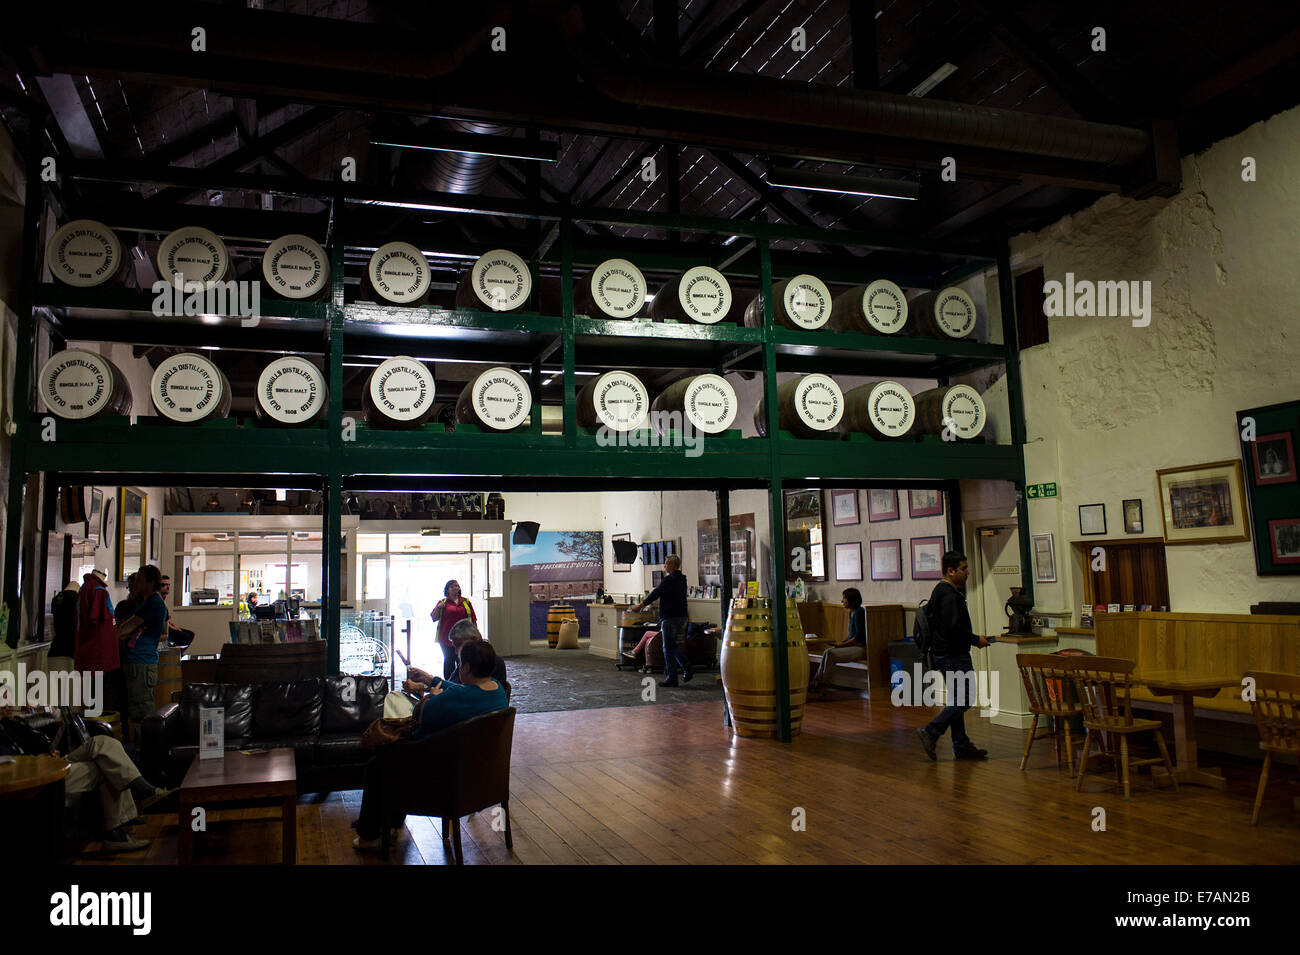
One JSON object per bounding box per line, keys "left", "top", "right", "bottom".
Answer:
{"left": 716, "top": 486, "right": 733, "bottom": 728}
{"left": 560, "top": 217, "right": 576, "bottom": 449}
{"left": 324, "top": 219, "right": 345, "bottom": 673}
{"left": 996, "top": 250, "right": 1034, "bottom": 603}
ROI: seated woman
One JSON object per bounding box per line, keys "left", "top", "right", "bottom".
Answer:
{"left": 620, "top": 629, "right": 659, "bottom": 672}
{"left": 811, "top": 588, "right": 868, "bottom": 694}
{"left": 384, "top": 622, "right": 509, "bottom": 718}
{"left": 354, "top": 640, "right": 509, "bottom": 851}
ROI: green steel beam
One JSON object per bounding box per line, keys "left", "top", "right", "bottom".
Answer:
{"left": 325, "top": 218, "right": 346, "bottom": 675}
{"left": 996, "top": 250, "right": 1036, "bottom": 604}
{"left": 561, "top": 220, "right": 577, "bottom": 449}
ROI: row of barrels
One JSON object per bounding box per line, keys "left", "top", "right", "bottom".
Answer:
{"left": 47, "top": 220, "right": 980, "bottom": 336}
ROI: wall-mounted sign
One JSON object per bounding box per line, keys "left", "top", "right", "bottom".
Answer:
{"left": 1025, "top": 482, "right": 1059, "bottom": 499}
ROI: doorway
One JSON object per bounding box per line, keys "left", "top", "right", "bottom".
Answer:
{"left": 974, "top": 524, "right": 1021, "bottom": 638}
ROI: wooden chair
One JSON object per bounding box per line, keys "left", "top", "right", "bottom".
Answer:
{"left": 1071, "top": 656, "right": 1178, "bottom": 799}
{"left": 1016, "top": 653, "right": 1086, "bottom": 776}
{"left": 1244, "top": 671, "right": 1300, "bottom": 825}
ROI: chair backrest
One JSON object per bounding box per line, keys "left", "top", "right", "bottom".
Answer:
{"left": 1016, "top": 653, "right": 1080, "bottom": 716}
{"left": 439, "top": 707, "right": 517, "bottom": 816}
{"left": 1244, "top": 671, "right": 1300, "bottom": 754}
{"left": 1071, "top": 656, "right": 1139, "bottom": 727}
{"left": 215, "top": 640, "right": 326, "bottom": 683}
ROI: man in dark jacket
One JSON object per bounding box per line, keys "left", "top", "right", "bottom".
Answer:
{"left": 630, "top": 554, "right": 692, "bottom": 688}
{"left": 916, "top": 552, "right": 990, "bottom": 761}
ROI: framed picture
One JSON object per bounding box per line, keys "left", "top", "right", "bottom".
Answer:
{"left": 867, "top": 489, "right": 899, "bottom": 522}
{"left": 115, "top": 487, "right": 147, "bottom": 581}
{"left": 870, "top": 539, "right": 902, "bottom": 582}
{"left": 87, "top": 488, "right": 103, "bottom": 546}
{"left": 910, "top": 536, "right": 945, "bottom": 580}
{"left": 830, "top": 489, "right": 860, "bottom": 527}
{"left": 150, "top": 518, "right": 161, "bottom": 561}
{"left": 1251, "top": 432, "right": 1296, "bottom": 486}
{"left": 1266, "top": 518, "right": 1300, "bottom": 564}
{"left": 908, "top": 489, "right": 944, "bottom": 518}
{"left": 1078, "top": 503, "right": 1107, "bottom": 536}
{"left": 1122, "top": 499, "right": 1144, "bottom": 534}
{"left": 784, "top": 489, "right": 826, "bottom": 581}
{"left": 612, "top": 532, "right": 633, "bottom": 573}
{"left": 1032, "top": 533, "right": 1056, "bottom": 583}
{"left": 834, "top": 541, "right": 863, "bottom": 581}
{"left": 1156, "top": 460, "right": 1250, "bottom": 545}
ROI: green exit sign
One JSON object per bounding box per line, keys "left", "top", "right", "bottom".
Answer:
{"left": 1026, "top": 482, "right": 1059, "bottom": 499}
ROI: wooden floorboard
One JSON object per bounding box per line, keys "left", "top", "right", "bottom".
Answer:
{"left": 69, "top": 696, "right": 1300, "bottom": 865}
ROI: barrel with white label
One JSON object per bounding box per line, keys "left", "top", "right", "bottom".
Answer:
{"left": 575, "top": 258, "right": 646, "bottom": 320}
{"left": 262, "top": 234, "right": 330, "bottom": 300}
{"left": 842, "top": 381, "right": 915, "bottom": 440}
{"left": 255, "top": 357, "right": 328, "bottom": 426}
{"left": 914, "top": 384, "right": 986, "bottom": 440}
{"left": 454, "top": 367, "right": 533, "bottom": 431}
{"left": 648, "top": 266, "right": 732, "bottom": 324}
{"left": 363, "top": 242, "right": 431, "bottom": 306}
{"left": 577, "top": 370, "right": 649, "bottom": 431}
{"left": 363, "top": 357, "right": 437, "bottom": 429}
{"left": 46, "top": 220, "right": 125, "bottom": 288}
{"left": 830, "top": 279, "right": 909, "bottom": 335}
{"left": 650, "top": 374, "right": 738, "bottom": 436}
{"left": 743, "top": 275, "right": 832, "bottom": 330}
{"left": 38, "top": 349, "right": 132, "bottom": 421}
{"left": 754, "top": 375, "right": 844, "bottom": 439}
{"left": 156, "top": 227, "right": 231, "bottom": 289}
{"left": 907, "top": 286, "right": 979, "bottom": 340}
{"left": 150, "top": 353, "right": 232, "bottom": 424}
{"left": 454, "top": 249, "right": 531, "bottom": 313}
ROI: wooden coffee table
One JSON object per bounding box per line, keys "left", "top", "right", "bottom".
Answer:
{"left": 178, "top": 748, "right": 297, "bottom": 865}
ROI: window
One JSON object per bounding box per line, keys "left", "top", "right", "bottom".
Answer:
{"left": 1014, "top": 266, "right": 1049, "bottom": 349}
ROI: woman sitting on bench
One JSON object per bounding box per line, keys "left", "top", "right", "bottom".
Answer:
{"left": 811, "top": 588, "right": 867, "bottom": 693}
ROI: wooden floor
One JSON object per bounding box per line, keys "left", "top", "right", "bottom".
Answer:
{"left": 74, "top": 694, "right": 1300, "bottom": 865}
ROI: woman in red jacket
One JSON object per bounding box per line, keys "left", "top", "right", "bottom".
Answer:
{"left": 74, "top": 569, "right": 126, "bottom": 725}
{"left": 431, "top": 579, "right": 476, "bottom": 681}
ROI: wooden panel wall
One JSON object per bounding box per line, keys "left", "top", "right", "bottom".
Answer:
{"left": 1075, "top": 539, "right": 1171, "bottom": 609}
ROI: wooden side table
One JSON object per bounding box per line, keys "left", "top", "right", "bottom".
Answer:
{"left": 0, "top": 755, "right": 71, "bottom": 863}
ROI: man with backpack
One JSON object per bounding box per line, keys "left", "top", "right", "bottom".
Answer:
{"left": 916, "top": 551, "right": 991, "bottom": 761}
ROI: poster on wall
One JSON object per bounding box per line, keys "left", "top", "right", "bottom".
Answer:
{"left": 697, "top": 514, "right": 757, "bottom": 589}
{"left": 511, "top": 531, "right": 604, "bottom": 601}
{"left": 1236, "top": 401, "right": 1300, "bottom": 575}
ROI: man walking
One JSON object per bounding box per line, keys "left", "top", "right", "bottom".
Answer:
{"left": 916, "top": 551, "right": 990, "bottom": 761}
{"left": 629, "top": 554, "right": 692, "bottom": 688}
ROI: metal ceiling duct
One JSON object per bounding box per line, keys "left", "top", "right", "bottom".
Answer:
{"left": 397, "top": 119, "right": 512, "bottom": 195}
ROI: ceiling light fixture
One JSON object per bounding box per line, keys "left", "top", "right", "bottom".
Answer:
{"left": 767, "top": 166, "right": 920, "bottom": 201}
{"left": 908, "top": 62, "right": 958, "bottom": 98}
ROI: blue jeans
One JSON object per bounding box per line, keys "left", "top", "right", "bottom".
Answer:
{"left": 925, "top": 652, "right": 975, "bottom": 750}
{"left": 659, "top": 616, "right": 690, "bottom": 678}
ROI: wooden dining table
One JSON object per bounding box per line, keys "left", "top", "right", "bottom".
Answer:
{"left": 1133, "top": 670, "right": 1241, "bottom": 790}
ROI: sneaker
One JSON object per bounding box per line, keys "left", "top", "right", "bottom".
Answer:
{"left": 682, "top": 664, "right": 695, "bottom": 683}
{"left": 139, "top": 786, "right": 175, "bottom": 811}
{"left": 101, "top": 833, "right": 150, "bottom": 853}
{"left": 352, "top": 835, "right": 383, "bottom": 852}
{"left": 659, "top": 678, "right": 679, "bottom": 688}
{"left": 916, "top": 727, "right": 937, "bottom": 761}
{"left": 954, "top": 746, "right": 989, "bottom": 760}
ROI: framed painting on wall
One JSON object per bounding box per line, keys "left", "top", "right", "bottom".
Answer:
{"left": 1032, "top": 533, "right": 1056, "bottom": 583}
{"left": 1236, "top": 402, "right": 1300, "bottom": 575}
{"left": 830, "top": 489, "right": 860, "bottom": 527}
{"left": 1122, "top": 499, "right": 1144, "bottom": 534}
{"left": 784, "top": 489, "right": 826, "bottom": 581}
{"left": 910, "top": 536, "right": 945, "bottom": 580}
{"left": 115, "top": 487, "right": 147, "bottom": 581}
{"left": 1251, "top": 432, "right": 1296, "bottom": 486}
{"left": 834, "top": 542, "right": 862, "bottom": 581}
{"left": 870, "top": 539, "right": 902, "bottom": 582}
{"left": 1266, "top": 518, "right": 1300, "bottom": 565}
{"left": 867, "top": 489, "right": 899, "bottom": 522}
{"left": 1078, "top": 503, "right": 1107, "bottom": 536}
{"left": 908, "top": 489, "right": 944, "bottom": 519}
{"left": 1156, "top": 460, "right": 1250, "bottom": 545}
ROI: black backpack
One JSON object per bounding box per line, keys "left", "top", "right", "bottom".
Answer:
{"left": 912, "top": 599, "right": 936, "bottom": 670}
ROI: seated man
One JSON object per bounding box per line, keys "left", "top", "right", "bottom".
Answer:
{"left": 353, "top": 640, "right": 508, "bottom": 851}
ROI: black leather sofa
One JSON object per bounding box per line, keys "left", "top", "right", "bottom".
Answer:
{"left": 141, "top": 675, "right": 389, "bottom": 793}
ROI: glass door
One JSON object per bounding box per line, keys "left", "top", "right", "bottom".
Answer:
{"left": 361, "top": 555, "right": 389, "bottom": 614}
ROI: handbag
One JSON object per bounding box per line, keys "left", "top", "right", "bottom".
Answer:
{"left": 362, "top": 716, "right": 415, "bottom": 748}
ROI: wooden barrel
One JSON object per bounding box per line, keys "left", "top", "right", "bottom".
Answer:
{"left": 155, "top": 647, "right": 183, "bottom": 709}
{"left": 753, "top": 375, "right": 844, "bottom": 439}
{"left": 841, "top": 380, "right": 915, "bottom": 439}
{"left": 262, "top": 233, "right": 330, "bottom": 300}
{"left": 255, "top": 356, "right": 328, "bottom": 426}
{"left": 46, "top": 219, "right": 126, "bottom": 288}
{"left": 547, "top": 603, "right": 576, "bottom": 648}
{"left": 907, "top": 286, "right": 979, "bottom": 340}
{"left": 913, "top": 384, "right": 987, "bottom": 440}
{"left": 38, "top": 349, "right": 133, "bottom": 421}
{"left": 454, "top": 249, "right": 531, "bottom": 312}
{"left": 743, "top": 274, "right": 832, "bottom": 330}
{"left": 60, "top": 486, "right": 89, "bottom": 526}
{"left": 648, "top": 266, "right": 732, "bottom": 324}
{"left": 576, "top": 370, "right": 649, "bottom": 431}
{"left": 556, "top": 618, "right": 581, "bottom": 649}
{"left": 651, "top": 374, "right": 738, "bottom": 435}
{"left": 150, "top": 353, "right": 232, "bottom": 424}
{"left": 363, "top": 356, "right": 437, "bottom": 429}
{"left": 363, "top": 241, "right": 431, "bottom": 306}
{"left": 575, "top": 258, "right": 646, "bottom": 319}
{"left": 454, "top": 366, "right": 532, "bottom": 431}
{"left": 156, "top": 226, "right": 231, "bottom": 288}
{"left": 96, "top": 710, "right": 123, "bottom": 740}
{"left": 721, "top": 597, "right": 808, "bottom": 738}
{"left": 830, "top": 279, "right": 909, "bottom": 335}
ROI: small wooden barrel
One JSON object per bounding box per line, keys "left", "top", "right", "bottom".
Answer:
{"left": 576, "top": 370, "right": 649, "bottom": 431}
{"left": 455, "top": 249, "right": 531, "bottom": 312}
{"left": 841, "top": 380, "right": 915, "bottom": 439}
{"left": 46, "top": 219, "right": 126, "bottom": 288}
{"left": 721, "top": 597, "right": 808, "bottom": 739}
{"left": 575, "top": 258, "right": 646, "bottom": 319}
{"left": 743, "top": 274, "right": 832, "bottom": 330}
{"left": 830, "top": 279, "right": 909, "bottom": 335}
{"left": 60, "top": 486, "right": 89, "bottom": 525}
{"left": 454, "top": 366, "right": 532, "bottom": 431}
{"left": 262, "top": 233, "right": 330, "bottom": 300}
{"left": 150, "top": 353, "right": 232, "bottom": 424}
{"left": 255, "top": 356, "right": 328, "bottom": 426}
{"left": 96, "top": 710, "right": 123, "bottom": 740}
{"left": 363, "top": 241, "right": 431, "bottom": 306}
{"left": 156, "top": 226, "right": 231, "bottom": 288}
{"left": 648, "top": 266, "right": 732, "bottom": 324}
{"left": 547, "top": 603, "right": 576, "bottom": 648}
{"left": 651, "top": 374, "right": 738, "bottom": 435}
{"left": 753, "top": 375, "right": 844, "bottom": 439}
{"left": 913, "top": 384, "right": 987, "bottom": 440}
{"left": 155, "top": 647, "right": 183, "bottom": 709}
{"left": 38, "top": 349, "right": 133, "bottom": 421}
{"left": 907, "top": 286, "right": 979, "bottom": 340}
{"left": 556, "top": 618, "right": 581, "bottom": 649}
{"left": 364, "top": 356, "right": 437, "bottom": 429}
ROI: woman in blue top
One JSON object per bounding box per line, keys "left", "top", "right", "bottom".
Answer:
{"left": 811, "top": 588, "right": 868, "bottom": 695}
{"left": 354, "top": 640, "right": 508, "bottom": 851}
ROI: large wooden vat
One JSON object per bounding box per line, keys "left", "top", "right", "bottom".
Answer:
{"left": 721, "top": 597, "right": 809, "bottom": 738}
{"left": 155, "top": 646, "right": 184, "bottom": 708}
